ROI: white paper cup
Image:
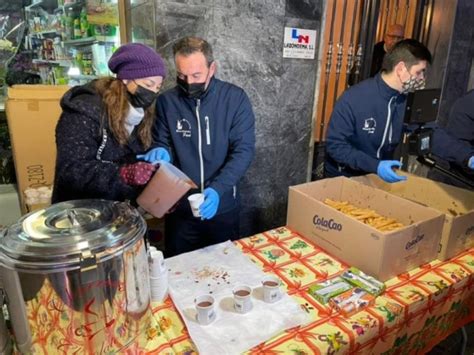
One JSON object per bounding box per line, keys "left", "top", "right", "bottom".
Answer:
{"left": 188, "top": 193, "right": 205, "bottom": 218}
{"left": 194, "top": 294, "right": 216, "bottom": 325}
{"left": 150, "top": 272, "right": 169, "bottom": 302}
{"left": 148, "top": 250, "right": 165, "bottom": 277}
{"left": 233, "top": 285, "right": 252, "bottom": 314}
{"left": 262, "top": 275, "right": 282, "bottom": 303}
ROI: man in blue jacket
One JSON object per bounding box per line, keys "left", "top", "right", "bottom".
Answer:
{"left": 140, "top": 37, "right": 255, "bottom": 256}
{"left": 325, "top": 39, "right": 432, "bottom": 183}
{"left": 429, "top": 90, "right": 474, "bottom": 189}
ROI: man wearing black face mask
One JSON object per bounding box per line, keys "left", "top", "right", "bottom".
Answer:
{"left": 53, "top": 43, "right": 167, "bottom": 203}
{"left": 141, "top": 36, "right": 256, "bottom": 257}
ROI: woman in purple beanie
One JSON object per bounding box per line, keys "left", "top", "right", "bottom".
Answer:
{"left": 52, "top": 43, "right": 166, "bottom": 203}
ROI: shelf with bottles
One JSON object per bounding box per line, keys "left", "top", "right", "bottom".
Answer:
{"left": 68, "top": 74, "right": 98, "bottom": 80}
{"left": 32, "top": 58, "right": 72, "bottom": 66}
{"left": 62, "top": 36, "right": 96, "bottom": 46}
{"left": 33, "top": 43, "right": 101, "bottom": 84}
{"left": 23, "top": 0, "right": 120, "bottom": 85}
{"left": 28, "top": 40, "right": 116, "bottom": 85}
{"left": 28, "top": 29, "right": 59, "bottom": 36}
{"left": 25, "top": 1, "right": 85, "bottom": 66}
{"left": 26, "top": 1, "right": 91, "bottom": 43}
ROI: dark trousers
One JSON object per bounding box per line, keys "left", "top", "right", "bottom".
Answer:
{"left": 164, "top": 208, "right": 240, "bottom": 257}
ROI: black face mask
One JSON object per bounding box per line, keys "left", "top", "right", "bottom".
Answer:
{"left": 127, "top": 85, "right": 159, "bottom": 109}
{"left": 177, "top": 77, "right": 208, "bottom": 99}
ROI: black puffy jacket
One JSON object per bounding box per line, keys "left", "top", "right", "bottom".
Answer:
{"left": 52, "top": 81, "right": 146, "bottom": 203}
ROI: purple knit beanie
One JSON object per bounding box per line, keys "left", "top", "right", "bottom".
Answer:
{"left": 108, "top": 43, "right": 166, "bottom": 80}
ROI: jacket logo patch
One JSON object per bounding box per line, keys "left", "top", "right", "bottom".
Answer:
{"left": 362, "top": 117, "right": 376, "bottom": 134}
{"left": 176, "top": 119, "right": 191, "bottom": 138}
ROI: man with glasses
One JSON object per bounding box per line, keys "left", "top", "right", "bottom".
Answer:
{"left": 325, "top": 39, "right": 432, "bottom": 183}
{"left": 370, "top": 24, "right": 405, "bottom": 77}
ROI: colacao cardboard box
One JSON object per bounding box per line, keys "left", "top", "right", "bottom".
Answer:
{"left": 353, "top": 174, "right": 474, "bottom": 261}
{"left": 6, "top": 85, "right": 69, "bottom": 213}
{"left": 287, "top": 177, "right": 445, "bottom": 281}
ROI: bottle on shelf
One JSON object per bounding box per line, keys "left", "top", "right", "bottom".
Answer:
{"left": 74, "top": 49, "right": 84, "bottom": 73}
{"left": 73, "top": 18, "right": 81, "bottom": 39}
{"left": 65, "top": 13, "right": 74, "bottom": 40}
{"left": 53, "top": 37, "right": 65, "bottom": 60}
{"left": 59, "top": 13, "right": 67, "bottom": 40}
{"left": 82, "top": 52, "right": 93, "bottom": 75}
{"left": 33, "top": 16, "right": 41, "bottom": 32}
{"left": 80, "top": 7, "right": 89, "bottom": 38}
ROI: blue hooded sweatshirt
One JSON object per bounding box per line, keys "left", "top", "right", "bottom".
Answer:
{"left": 325, "top": 74, "right": 406, "bottom": 177}
{"left": 153, "top": 77, "right": 255, "bottom": 215}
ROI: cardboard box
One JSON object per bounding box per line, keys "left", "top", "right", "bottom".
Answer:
{"left": 353, "top": 174, "right": 474, "bottom": 261}
{"left": 287, "top": 177, "right": 444, "bottom": 281}
{"left": 6, "top": 85, "right": 69, "bottom": 213}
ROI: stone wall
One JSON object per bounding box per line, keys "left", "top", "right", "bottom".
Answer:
{"left": 153, "top": 0, "right": 323, "bottom": 236}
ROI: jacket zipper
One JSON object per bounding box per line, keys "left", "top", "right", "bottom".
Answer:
{"left": 376, "top": 96, "right": 396, "bottom": 159}
{"left": 205, "top": 116, "right": 211, "bottom": 145}
{"left": 389, "top": 122, "right": 393, "bottom": 144}
{"left": 195, "top": 100, "right": 205, "bottom": 192}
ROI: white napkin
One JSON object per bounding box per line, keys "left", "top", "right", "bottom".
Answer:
{"left": 166, "top": 241, "right": 311, "bottom": 355}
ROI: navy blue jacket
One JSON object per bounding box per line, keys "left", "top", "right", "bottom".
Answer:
{"left": 432, "top": 90, "right": 474, "bottom": 167}
{"left": 53, "top": 82, "right": 145, "bottom": 203}
{"left": 325, "top": 74, "right": 406, "bottom": 177}
{"left": 154, "top": 77, "right": 255, "bottom": 214}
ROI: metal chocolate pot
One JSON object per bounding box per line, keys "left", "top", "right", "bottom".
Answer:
{"left": 0, "top": 200, "right": 151, "bottom": 354}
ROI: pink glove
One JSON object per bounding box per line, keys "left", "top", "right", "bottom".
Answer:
{"left": 120, "top": 162, "right": 156, "bottom": 186}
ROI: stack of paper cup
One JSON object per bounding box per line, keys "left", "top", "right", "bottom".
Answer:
{"left": 24, "top": 186, "right": 52, "bottom": 205}
{"left": 148, "top": 247, "right": 168, "bottom": 302}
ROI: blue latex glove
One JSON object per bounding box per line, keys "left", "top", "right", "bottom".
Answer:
{"left": 468, "top": 156, "right": 474, "bottom": 170}
{"left": 137, "top": 147, "right": 170, "bottom": 163}
{"left": 377, "top": 160, "right": 407, "bottom": 183}
{"left": 199, "top": 188, "right": 220, "bottom": 220}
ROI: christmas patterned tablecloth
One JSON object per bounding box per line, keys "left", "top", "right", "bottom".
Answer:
{"left": 145, "top": 226, "right": 474, "bottom": 355}
{"left": 11, "top": 226, "right": 473, "bottom": 354}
